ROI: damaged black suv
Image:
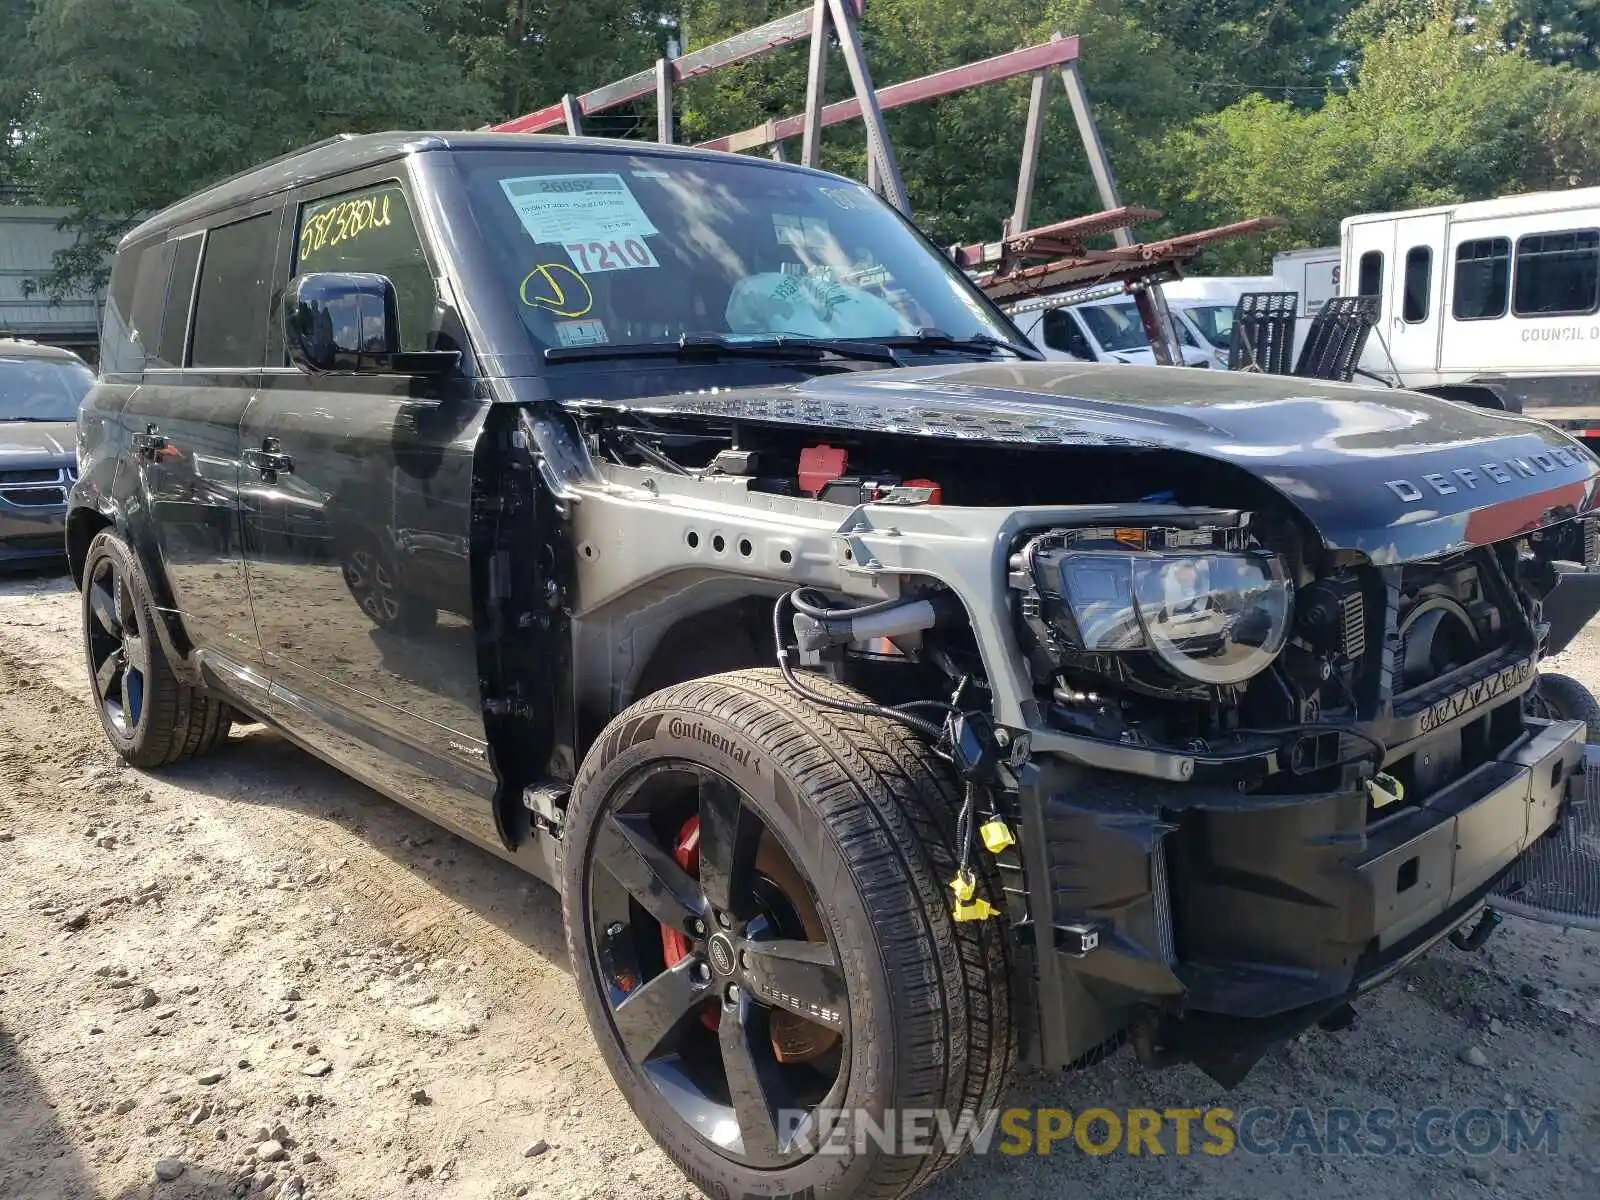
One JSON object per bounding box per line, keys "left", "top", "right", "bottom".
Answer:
{"left": 70, "top": 132, "right": 1600, "bottom": 1200}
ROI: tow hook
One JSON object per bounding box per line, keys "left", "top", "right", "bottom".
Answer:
{"left": 1448, "top": 907, "right": 1502, "bottom": 952}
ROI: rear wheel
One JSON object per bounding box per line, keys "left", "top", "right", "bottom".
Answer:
{"left": 81, "top": 530, "right": 231, "bottom": 767}
{"left": 562, "top": 669, "right": 1013, "bottom": 1200}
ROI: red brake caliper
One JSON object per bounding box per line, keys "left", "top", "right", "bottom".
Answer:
{"left": 661, "top": 816, "right": 720, "bottom": 1030}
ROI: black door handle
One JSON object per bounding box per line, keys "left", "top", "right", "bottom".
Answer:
{"left": 131, "top": 424, "right": 168, "bottom": 461}
{"left": 243, "top": 437, "right": 295, "bottom": 477}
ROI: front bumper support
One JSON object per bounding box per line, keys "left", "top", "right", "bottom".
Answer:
{"left": 1014, "top": 717, "right": 1587, "bottom": 1078}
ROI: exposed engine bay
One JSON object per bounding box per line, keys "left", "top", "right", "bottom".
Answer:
{"left": 576, "top": 405, "right": 1592, "bottom": 817}
{"left": 551, "top": 360, "right": 1600, "bottom": 1082}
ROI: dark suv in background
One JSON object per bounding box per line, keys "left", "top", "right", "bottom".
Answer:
{"left": 66, "top": 131, "right": 1600, "bottom": 1200}
{"left": 0, "top": 338, "right": 93, "bottom": 568}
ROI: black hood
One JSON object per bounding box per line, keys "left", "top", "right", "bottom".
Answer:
{"left": 0, "top": 420, "right": 75, "bottom": 462}
{"left": 572, "top": 361, "right": 1600, "bottom": 565}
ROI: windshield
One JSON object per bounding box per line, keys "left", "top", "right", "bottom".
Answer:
{"left": 0, "top": 355, "right": 93, "bottom": 421}
{"left": 456, "top": 150, "right": 1015, "bottom": 356}
{"left": 1077, "top": 303, "right": 1153, "bottom": 354}
{"left": 1182, "top": 304, "right": 1236, "bottom": 349}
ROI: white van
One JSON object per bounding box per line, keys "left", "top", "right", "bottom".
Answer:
{"left": 1008, "top": 293, "right": 1215, "bottom": 368}
{"left": 1340, "top": 187, "right": 1600, "bottom": 430}
{"left": 1156, "top": 276, "right": 1278, "bottom": 369}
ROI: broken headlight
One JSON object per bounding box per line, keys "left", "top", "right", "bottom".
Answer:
{"left": 1016, "top": 524, "right": 1294, "bottom": 687}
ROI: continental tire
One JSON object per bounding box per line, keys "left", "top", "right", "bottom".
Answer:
{"left": 81, "top": 529, "right": 232, "bottom": 768}
{"left": 562, "top": 668, "right": 1013, "bottom": 1200}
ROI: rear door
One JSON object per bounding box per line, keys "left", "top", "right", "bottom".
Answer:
{"left": 120, "top": 202, "right": 282, "bottom": 679}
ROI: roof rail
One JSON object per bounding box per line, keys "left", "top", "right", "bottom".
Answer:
{"left": 192, "top": 133, "right": 357, "bottom": 200}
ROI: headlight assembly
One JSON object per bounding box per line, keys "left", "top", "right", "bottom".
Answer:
{"left": 1017, "top": 524, "right": 1294, "bottom": 688}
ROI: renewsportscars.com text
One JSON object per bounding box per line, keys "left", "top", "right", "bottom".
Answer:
{"left": 777, "top": 1106, "right": 1561, "bottom": 1158}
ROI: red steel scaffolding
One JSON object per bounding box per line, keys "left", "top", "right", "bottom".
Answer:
{"left": 488, "top": 0, "right": 1280, "bottom": 363}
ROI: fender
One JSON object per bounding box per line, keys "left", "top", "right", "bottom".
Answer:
{"left": 81, "top": 399, "right": 207, "bottom": 688}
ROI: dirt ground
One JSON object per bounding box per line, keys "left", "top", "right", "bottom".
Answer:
{"left": 1, "top": 566, "right": 1597, "bottom": 1200}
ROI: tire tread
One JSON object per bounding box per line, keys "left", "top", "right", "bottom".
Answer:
{"left": 567, "top": 668, "right": 1013, "bottom": 1200}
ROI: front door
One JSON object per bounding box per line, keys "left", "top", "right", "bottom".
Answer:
{"left": 122, "top": 210, "right": 281, "bottom": 679}
{"left": 237, "top": 173, "right": 499, "bottom": 847}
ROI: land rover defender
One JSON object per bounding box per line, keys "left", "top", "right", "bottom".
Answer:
{"left": 68, "top": 132, "right": 1600, "bottom": 1200}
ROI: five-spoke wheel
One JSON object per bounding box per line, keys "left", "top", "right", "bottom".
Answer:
{"left": 588, "top": 763, "right": 847, "bottom": 1166}
{"left": 563, "top": 670, "right": 1013, "bottom": 1200}
{"left": 79, "top": 529, "right": 233, "bottom": 767}
{"left": 85, "top": 551, "right": 147, "bottom": 736}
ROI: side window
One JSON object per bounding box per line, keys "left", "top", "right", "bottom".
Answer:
{"left": 1402, "top": 246, "right": 1432, "bottom": 323}
{"left": 99, "top": 244, "right": 146, "bottom": 376}
{"left": 1513, "top": 229, "right": 1600, "bottom": 317}
{"left": 158, "top": 234, "right": 203, "bottom": 368}
{"left": 293, "top": 184, "right": 438, "bottom": 353}
{"left": 189, "top": 213, "right": 280, "bottom": 368}
{"left": 1452, "top": 237, "right": 1510, "bottom": 320}
{"left": 129, "top": 242, "right": 176, "bottom": 366}
{"left": 1041, "top": 309, "right": 1094, "bottom": 359}
{"left": 1357, "top": 250, "right": 1384, "bottom": 298}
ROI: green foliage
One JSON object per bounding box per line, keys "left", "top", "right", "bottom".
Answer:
{"left": 1167, "top": 5, "right": 1600, "bottom": 270}
{"left": 0, "top": 0, "right": 1594, "bottom": 295}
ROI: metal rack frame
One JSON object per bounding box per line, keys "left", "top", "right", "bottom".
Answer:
{"left": 488, "top": 1, "right": 1280, "bottom": 364}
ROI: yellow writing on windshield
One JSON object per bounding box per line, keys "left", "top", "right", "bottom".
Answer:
{"left": 519, "top": 263, "right": 594, "bottom": 318}
{"left": 299, "top": 191, "right": 395, "bottom": 261}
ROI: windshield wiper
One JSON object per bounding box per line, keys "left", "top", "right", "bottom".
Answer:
{"left": 878, "top": 328, "right": 1041, "bottom": 361}
{"left": 545, "top": 332, "right": 902, "bottom": 367}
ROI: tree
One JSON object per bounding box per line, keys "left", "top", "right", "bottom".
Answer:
{"left": 1123, "top": 1, "right": 1363, "bottom": 101}
{"left": 19, "top": 0, "right": 494, "bottom": 296}
{"left": 1164, "top": 5, "right": 1597, "bottom": 271}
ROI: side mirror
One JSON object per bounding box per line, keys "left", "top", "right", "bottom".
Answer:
{"left": 283, "top": 273, "right": 458, "bottom": 377}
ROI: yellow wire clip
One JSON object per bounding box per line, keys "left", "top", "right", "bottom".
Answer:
{"left": 979, "top": 819, "right": 1015, "bottom": 854}
{"left": 949, "top": 869, "right": 999, "bottom": 922}
{"left": 1365, "top": 772, "right": 1405, "bottom": 810}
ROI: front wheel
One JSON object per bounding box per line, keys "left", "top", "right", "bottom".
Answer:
{"left": 562, "top": 669, "right": 1013, "bottom": 1200}
{"left": 1531, "top": 671, "right": 1600, "bottom": 742}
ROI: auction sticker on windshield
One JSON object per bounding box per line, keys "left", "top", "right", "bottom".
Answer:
{"left": 499, "top": 173, "right": 658, "bottom": 248}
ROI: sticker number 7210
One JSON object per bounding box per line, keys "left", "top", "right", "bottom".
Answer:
{"left": 565, "top": 238, "right": 658, "bottom": 273}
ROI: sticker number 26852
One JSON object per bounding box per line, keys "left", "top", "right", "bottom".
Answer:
{"left": 565, "top": 238, "right": 658, "bottom": 273}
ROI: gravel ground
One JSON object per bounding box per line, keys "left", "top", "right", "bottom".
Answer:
{"left": 1, "top": 565, "right": 1597, "bottom": 1200}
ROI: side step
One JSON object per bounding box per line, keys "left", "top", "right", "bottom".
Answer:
{"left": 1490, "top": 744, "right": 1600, "bottom": 931}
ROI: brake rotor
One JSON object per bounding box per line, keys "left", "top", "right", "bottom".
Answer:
{"left": 657, "top": 817, "right": 841, "bottom": 1063}
{"left": 753, "top": 835, "right": 842, "bottom": 1065}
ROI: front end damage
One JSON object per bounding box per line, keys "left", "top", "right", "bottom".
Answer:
{"left": 837, "top": 499, "right": 1600, "bottom": 1085}
{"left": 559, "top": 363, "right": 1600, "bottom": 1086}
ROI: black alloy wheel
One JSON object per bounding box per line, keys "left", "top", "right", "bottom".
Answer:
{"left": 586, "top": 761, "right": 847, "bottom": 1167}
{"left": 344, "top": 545, "right": 400, "bottom": 625}
{"left": 79, "top": 530, "right": 233, "bottom": 767}
{"left": 85, "top": 551, "right": 147, "bottom": 738}
{"left": 564, "top": 669, "right": 1014, "bottom": 1200}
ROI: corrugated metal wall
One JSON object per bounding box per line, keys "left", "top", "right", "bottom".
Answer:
{"left": 0, "top": 206, "right": 105, "bottom": 365}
